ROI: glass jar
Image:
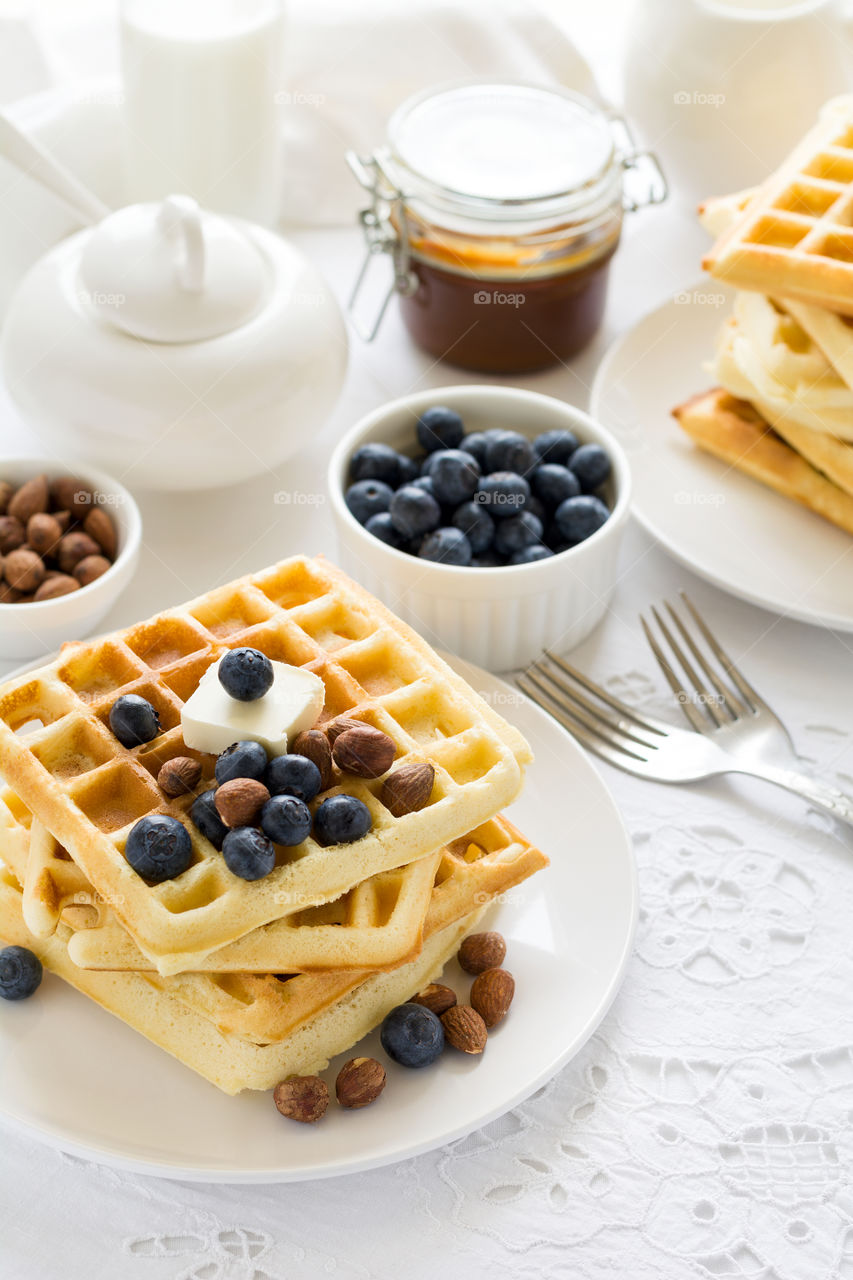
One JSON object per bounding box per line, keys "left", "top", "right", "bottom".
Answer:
{"left": 348, "top": 82, "right": 666, "bottom": 374}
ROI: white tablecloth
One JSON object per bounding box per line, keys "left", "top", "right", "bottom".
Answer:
{"left": 4, "top": 10, "right": 853, "bottom": 1280}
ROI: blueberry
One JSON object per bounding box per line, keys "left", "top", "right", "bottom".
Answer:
{"left": 484, "top": 430, "right": 536, "bottom": 476}
{"left": 568, "top": 443, "right": 611, "bottom": 492}
{"left": 313, "top": 794, "right": 372, "bottom": 845}
{"left": 0, "top": 945, "right": 42, "bottom": 1000}
{"left": 459, "top": 432, "right": 489, "bottom": 468}
{"left": 218, "top": 647, "right": 274, "bottom": 702}
{"left": 380, "top": 1002, "right": 445, "bottom": 1067}
{"left": 534, "top": 428, "right": 579, "bottom": 465}
{"left": 476, "top": 471, "right": 529, "bottom": 519}
{"left": 222, "top": 827, "right": 276, "bottom": 880}
{"left": 350, "top": 442, "right": 402, "bottom": 487}
{"left": 108, "top": 694, "right": 160, "bottom": 748}
{"left": 427, "top": 449, "right": 481, "bottom": 506}
{"left": 389, "top": 484, "right": 441, "bottom": 539}
{"left": 125, "top": 814, "right": 192, "bottom": 882}
{"left": 215, "top": 740, "right": 269, "bottom": 784}
{"left": 494, "top": 512, "right": 544, "bottom": 557}
{"left": 260, "top": 794, "right": 312, "bottom": 846}
{"left": 345, "top": 479, "right": 394, "bottom": 525}
{"left": 191, "top": 789, "right": 228, "bottom": 850}
{"left": 416, "top": 405, "right": 464, "bottom": 453}
{"left": 510, "top": 545, "right": 554, "bottom": 564}
{"left": 365, "top": 512, "right": 407, "bottom": 550}
{"left": 452, "top": 500, "right": 495, "bottom": 553}
{"left": 555, "top": 494, "right": 610, "bottom": 543}
{"left": 412, "top": 474, "right": 436, "bottom": 497}
{"left": 396, "top": 453, "right": 420, "bottom": 486}
{"left": 526, "top": 494, "right": 546, "bottom": 524}
{"left": 418, "top": 527, "right": 473, "bottom": 566}
{"left": 266, "top": 753, "right": 322, "bottom": 802}
{"left": 473, "top": 551, "right": 502, "bottom": 567}
{"left": 531, "top": 463, "right": 581, "bottom": 509}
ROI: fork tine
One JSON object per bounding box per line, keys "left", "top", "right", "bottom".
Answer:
{"left": 521, "top": 669, "right": 653, "bottom": 759}
{"left": 528, "top": 661, "right": 662, "bottom": 750}
{"left": 651, "top": 604, "right": 725, "bottom": 729}
{"left": 679, "top": 591, "right": 761, "bottom": 712}
{"left": 541, "top": 650, "right": 668, "bottom": 736}
{"left": 665, "top": 602, "right": 745, "bottom": 720}
{"left": 640, "top": 613, "right": 709, "bottom": 733}
{"left": 517, "top": 674, "right": 652, "bottom": 769}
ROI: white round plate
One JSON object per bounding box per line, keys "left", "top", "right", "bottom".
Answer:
{"left": 0, "top": 657, "right": 635, "bottom": 1183}
{"left": 590, "top": 283, "right": 853, "bottom": 631}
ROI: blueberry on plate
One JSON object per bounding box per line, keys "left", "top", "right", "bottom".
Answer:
{"left": 494, "top": 511, "right": 543, "bottom": 557}
{"left": 191, "top": 789, "right": 228, "bottom": 850}
{"left": 350, "top": 442, "right": 403, "bottom": 487}
{"left": 266, "top": 753, "right": 322, "bottom": 802}
{"left": 534, "top": 428, "right": 579, "bottom": 465}
{"left": 345, "top": 479, "right": 394, "bottom": 525}
{"left": 396, "top": 453, "right": 420, "bottom": 486}
{"left": 452, "top": 500, "right": 495, "bottom": 554}
{"left": 125, "top": 814, "right": 193, "bottom": 882}
{"left": 416, "top": 405, "right": 465, "bottom": 453}
{"left": 215, "top": 739, "right": 269, "bottom": 785}
{"left": 108, "top": 694, "right": 160, "bottom": 748}
{"left": 476, "top": 471, "right": 529, "bottom": 519}
{"left": 555, "top": 494, "right": 610, "bottom": 544}
{"left": 568, "top": 443, "right": 611, "bottom": 492}
{"left": 418, "top": 527, "right": 473, "bottom": 566}
{"left": 380, "top": 1002, "right": 445, "bottom": 1067}
{"left": 428, "top": 449, "right": 481, "bottom": 506}
{"left": 510, "top": 544, "right": 554, "bottom": 564}
{"left": 531, "top": 463, "right": 581, "bottom": 509}
{"left": 222, "top": 827, "right": 276, "bottom": 881}
{"left": 459, "top": 432, "right": 489, "bottom": 469}
{"left": 0, "top": 945, "right": 42, "bottom": 1000}
{"left": 483, "top": 430, "right": 536, "bottom": 476}
{"left": 389, "top": 484, "right": 441, "bottom": 539}
{"left": 364, "top": 512, "right": 407, "bottom": 549}
{"left": 218, "top": 647, "right": 274, "bottom": 702}
{"left": 260, "top": 794, "right": 312, "bottom": 846}
{"left": 313, "top": 794, "right": 373, "bottom": 845}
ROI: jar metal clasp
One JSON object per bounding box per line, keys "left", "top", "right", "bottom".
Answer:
{"left": 346, "top": 151, "right": 417, "bottom": 342}
{"left": 607, "top": 114, "right": 668, "bottom": 212}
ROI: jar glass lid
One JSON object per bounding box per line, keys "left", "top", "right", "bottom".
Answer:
{"left": 387, "top": 82, "right": 614, "bottom": 205}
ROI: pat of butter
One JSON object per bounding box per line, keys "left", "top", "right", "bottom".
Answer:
{"left": 181, "top": 657, "right": 325, "bottom": 757}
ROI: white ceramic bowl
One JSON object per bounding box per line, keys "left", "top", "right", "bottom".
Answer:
{"left": 0, "top": 458, "right": 142, "bottom": 661}
{"left": 329, "top": 386, "right": 631, "bottom": 671}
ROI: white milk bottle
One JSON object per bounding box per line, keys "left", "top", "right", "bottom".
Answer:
{"left": 121, "top": 0, "right": 284, "bottom": 225}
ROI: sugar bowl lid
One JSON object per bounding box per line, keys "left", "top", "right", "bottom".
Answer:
{"left": 79, "top": 195, "right": 268, "bottom": 343}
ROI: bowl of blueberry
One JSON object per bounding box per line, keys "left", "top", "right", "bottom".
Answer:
{"left": 329, "top": 385, "right": 631, "bottom": 670}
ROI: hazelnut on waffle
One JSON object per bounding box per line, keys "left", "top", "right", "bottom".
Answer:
{"left": 0, "top": 810, "right": 547, "bottom": 1093}
{"left": 703, "top": 97, "right": 853, "bottom": 314}
{"left": 672, "top": 387, "right": 853, "bottom": 536}
{"left": 0, "top": 556, "right": 530, "bottom": 972}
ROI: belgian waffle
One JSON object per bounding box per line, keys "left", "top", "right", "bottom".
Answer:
{"left": 704, "top": 97, "right": 853, "bottom": 313}
{"left": 672, "top": 387, "right": 853, "bottom": 535}
{"left": 0, "top": 556, "right": 530, "bottom": 971}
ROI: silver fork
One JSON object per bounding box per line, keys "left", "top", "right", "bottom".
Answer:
{"left": 517, "top": 592, "right": 853, "bottom": 832}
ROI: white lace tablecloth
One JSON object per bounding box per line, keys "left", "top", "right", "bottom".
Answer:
{"left": 4, "top": 9, "right": 853, "bottom": 1278}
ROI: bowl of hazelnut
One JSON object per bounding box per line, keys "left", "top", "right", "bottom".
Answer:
{"left": 0, "top": 459, "right": 142, "bottom": 661}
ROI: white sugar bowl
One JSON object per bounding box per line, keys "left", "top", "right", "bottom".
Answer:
{"left": 1, "top": 195, "right": 348, "bottom": 490}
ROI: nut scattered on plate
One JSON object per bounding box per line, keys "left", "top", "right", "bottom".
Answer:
{"left": 458, "top": 931, "right": 507, "bottom": 975}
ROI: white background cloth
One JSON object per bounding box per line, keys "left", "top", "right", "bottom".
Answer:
{"left": 3, "top": 4, "right": 853, "bottom": 1279}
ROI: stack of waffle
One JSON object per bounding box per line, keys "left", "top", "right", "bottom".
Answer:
{"left": 674, "top": 96, "right": 853, "bottom": 534}
{"left": 0, "top": 555, "right": 546, "bottom": 1093}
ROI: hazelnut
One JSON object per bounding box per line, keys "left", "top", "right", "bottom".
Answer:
{"left": 27, "top": 512, "right": 63, "bottom": 557}
{"left": 458, "top": 931, "right": 506, "bottom": 975}
{"left": 0, "top": 583, "right": 24, "bottom": 603}
{"left": 4, "top": 548, "right": 45, "bottom": 592}
{"left": 157, "top": 756, "right": 202, "bottom": 797}
{"left": 381, "top": 762, "right": 435, "bottom": 816}
{"left": 0, "top": 481, "right": 13, "bottom": 515}
{"left": 8, "top": 475, "right": 48, "bottom": 524}
{"left": 73, "top": 554, "right": 111, "bottom": 586}
{"left": 51, "top": 477, "right": 93, "bottom": 518}
{"left": 83, "top": 507, "right": 117, "bottom": 560}
{"left": 332, "top": 725, "right": 396, "bottom": 778}
{"left": 291, "top": 729, "right": 333, "bottom": 791}
{"left": 0, "top": 516, "right": 25, "bottom": 554}
{"left": 34, "top": 574, "right": 80, "bottom": 601}
{"left": 214, "top": 777, "right": 270, "bottom": 827}
{"left": 273, "top": 1075, "right": 329, "bottom": 1123}
{"left": 57, "top": 531, "right": 100, "bottom": 574}
{"left": 335, "top": 1057, "right": 386, "bottom": 1109}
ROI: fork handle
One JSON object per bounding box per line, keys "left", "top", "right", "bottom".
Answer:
{"left": 743, "top": 765, "right": 853, "bottom": 832}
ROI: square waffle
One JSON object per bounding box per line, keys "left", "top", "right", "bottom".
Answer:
{"left": 0, "top": 556, "right": 531, "bottom": 972}
{"left": 0, "top": 807, "right": 547, "bottom": 1092}
{"left": 703, "top": 97, "right": 853, "bottom": 314}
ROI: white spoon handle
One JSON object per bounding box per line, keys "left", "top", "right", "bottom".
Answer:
{"left": 0, "top": 110, "right": 111, "bottom": 225}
